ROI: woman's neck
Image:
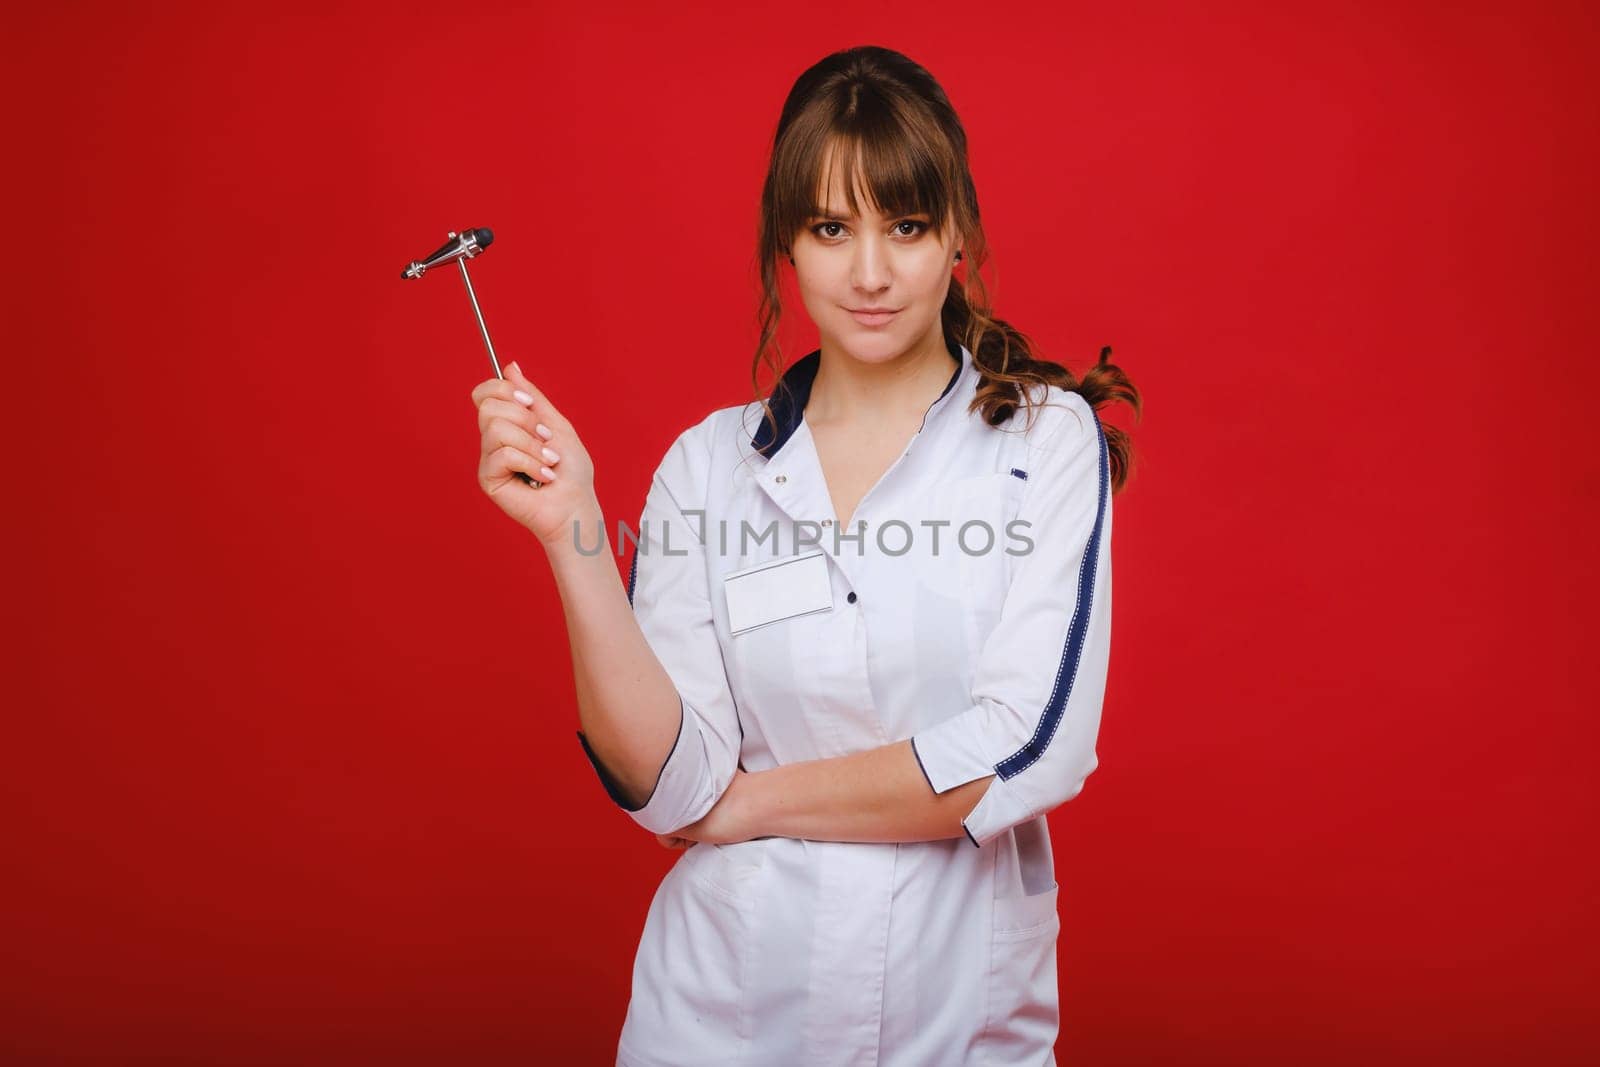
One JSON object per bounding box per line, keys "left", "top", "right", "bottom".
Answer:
{"left": 804, "top": 336, "right": 958, "bottom": 427}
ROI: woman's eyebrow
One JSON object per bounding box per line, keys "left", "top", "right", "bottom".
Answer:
{"left": 810, "top": 207, "right": 925, "bottom": 221}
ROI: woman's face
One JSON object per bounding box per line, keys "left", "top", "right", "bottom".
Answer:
{"left": 792, "top": 167, "right": 959, "bottom": 365}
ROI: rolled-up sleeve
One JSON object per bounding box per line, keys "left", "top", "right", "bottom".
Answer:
{"left": 574, "top": 417, "right": 744, "bottom": 836}
{"left": 910, "top": 393, "right": 1113, "bottom": 848}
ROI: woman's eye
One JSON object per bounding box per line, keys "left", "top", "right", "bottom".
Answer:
{"left": 809, "top": 220, "right": 929, "bottom": 240}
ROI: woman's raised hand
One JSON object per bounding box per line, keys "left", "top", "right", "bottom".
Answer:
{"left": 654, "top": 833, "right": 696, "bottom": 851}
{"left": 471, "top": 361, "right": 597, "bottom": 548}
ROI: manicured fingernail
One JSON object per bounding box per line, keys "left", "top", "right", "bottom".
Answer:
{"left": 541, "top": 447, "right": 560, "bottom": 463}
{"left": 508, "top": 361, "right": 520, "bottom": 375}
{"left": 513, "top": 389, "right": 533, "bottom": 406}
{"left": 535, "top": 423, "right": 552, "bottom": 439}
{"left": 539, "top": 466, "right": 556, "bottom": 480}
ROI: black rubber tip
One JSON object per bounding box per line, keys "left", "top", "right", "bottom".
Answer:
{"left": 472, "top": 227, "right": 494, "bottom": 249}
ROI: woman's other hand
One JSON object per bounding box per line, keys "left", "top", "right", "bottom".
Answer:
{"left": 471, "top": 361, "right": 598, "bottom": 549}
{"left": 653, "top": 833, "right": 696, "bottom": 850}
{"left": 654, "top": 770, "right": 759, "bottom": 847}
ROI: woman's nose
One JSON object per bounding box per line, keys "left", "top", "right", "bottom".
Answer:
{"left": 850, "top": 237, "right": 891, "bottom": 290}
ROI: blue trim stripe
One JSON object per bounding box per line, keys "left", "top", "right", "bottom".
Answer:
{"left": 993, "top": 412, "right": 1110, "bottom": 781}
{"left": 626, "top": 503, "right": 644, "bottom": 606}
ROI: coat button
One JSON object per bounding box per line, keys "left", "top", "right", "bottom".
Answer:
{"left": 821, "top": 519, "right": 832, "bottom": 526}
{"left": 775, "top": 474, "right": 787, "bottom": 484}
{"left": 847, "top": 592, "right": 857, "bottom": 604}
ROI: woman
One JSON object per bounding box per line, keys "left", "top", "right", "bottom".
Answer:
{"left": 471, "top": 44, "right": 1139, "bottom": 1067}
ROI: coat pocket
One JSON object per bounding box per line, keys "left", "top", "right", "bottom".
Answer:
{"left": 643, "top": 839, "right": 772, "bottom": 1043}
{"left": 684, "top": 837, "right": 771, "bottom": 905}
{"left": 981, "top": 881, "right": 1061, "bottom": 1060}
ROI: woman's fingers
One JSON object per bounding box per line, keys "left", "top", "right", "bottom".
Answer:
{"left": 479, "top": 397, "right": 560, "bottom": 464}
{"left": 503, "top": 361, "right": 572, "bottom": 435}
{"left": 481, "top": 415, "right": 547, "bottom": 469}
{"left": 653, "top": 833, "right": 695, "bottom": 850}
{"left": 476, "top": 401, "right": 559, "bottom": 479}
{"left": 476, "top": 389, "right": 533, "bottom": 436}
{"left": 469, "top": 375, "right": 519, "bottom": 410}
{"left": 483, "top": 442, "right": 546, "bottom": 487}
{"left": 470, "top": 361, "right": 585, "bottom": 497}
{"left": 472, "top": 367, "right": 562, "bottom": 450}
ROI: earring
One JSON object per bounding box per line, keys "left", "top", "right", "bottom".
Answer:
{"left": 954, "top": 250, "right": 964, "bottom": 263}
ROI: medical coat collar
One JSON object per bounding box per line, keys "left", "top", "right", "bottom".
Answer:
{"left": 750, "top": 339, "right": 969, "bottom": 459}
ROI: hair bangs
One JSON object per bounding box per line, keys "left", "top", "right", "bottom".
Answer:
{"left": 771, "top": 102, "right": 959, "bottom": 249}
{"left": 823, "top": 129, "right": 952, "bottom": 236}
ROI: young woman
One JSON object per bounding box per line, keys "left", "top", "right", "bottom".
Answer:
{"left": 471, "top": 44, "right": 1139, "bottom": 1067}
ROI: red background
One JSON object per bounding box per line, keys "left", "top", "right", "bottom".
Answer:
{"left": 6, "top": 1, "right": 1596, "bottom": 1063}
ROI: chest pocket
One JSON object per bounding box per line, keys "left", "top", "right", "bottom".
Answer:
{"left": 917, "top": 471, "right": 1027, "bottom": 653}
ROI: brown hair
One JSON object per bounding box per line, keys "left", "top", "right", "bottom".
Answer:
{"left": 751, "top": 45, "right": 1142, "bottom": 493}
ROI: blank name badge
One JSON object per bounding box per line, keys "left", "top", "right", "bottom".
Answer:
{"left": 722, "top": 548, "right": 834, "bottom": 635}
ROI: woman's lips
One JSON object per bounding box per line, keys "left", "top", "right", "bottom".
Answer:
{"left": 848, "top": 308, "right": 900, "bottom": 326}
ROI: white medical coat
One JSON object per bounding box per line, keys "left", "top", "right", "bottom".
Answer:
{"left": 576, "top": 340, "right": 1113, "bottom": 1065}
